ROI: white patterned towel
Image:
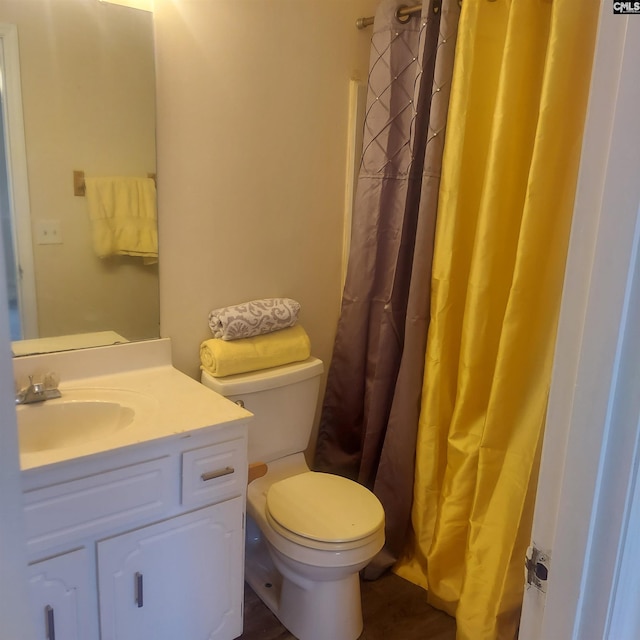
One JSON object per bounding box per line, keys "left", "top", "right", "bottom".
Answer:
{"left": 208, "top": 298, "right": 301, "bottom": 341}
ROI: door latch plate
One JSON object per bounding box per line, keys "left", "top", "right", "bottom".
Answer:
{"left": 525, "top": 545, "right": 550, "bottom": 593}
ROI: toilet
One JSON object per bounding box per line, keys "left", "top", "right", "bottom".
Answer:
{"left": 201, "top": 357, "right": 385, "bottom": 640}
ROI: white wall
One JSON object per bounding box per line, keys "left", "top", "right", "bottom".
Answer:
{"left": 154, "top": 0, "right": 377, "bottom": 383}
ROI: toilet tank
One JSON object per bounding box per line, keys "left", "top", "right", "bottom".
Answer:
{"left": 201, "top": 357, "right": 324, "bottom": 463}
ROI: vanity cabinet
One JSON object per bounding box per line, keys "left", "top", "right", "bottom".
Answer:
{"left": 22, "top": 424, "right": 247, "bottom": 640}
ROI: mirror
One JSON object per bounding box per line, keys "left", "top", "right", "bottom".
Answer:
{"left": 0, "top": 0, "right": 159, "bottom": 356}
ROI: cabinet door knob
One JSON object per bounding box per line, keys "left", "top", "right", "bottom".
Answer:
{"left": 45, "top": 605, "right": 55, "bottom": 640}
{"left": 135, "top": 572, "right": 144, "bottom": 608}
{"left": 201, "top": 466, "right": 234, "bottom": 482}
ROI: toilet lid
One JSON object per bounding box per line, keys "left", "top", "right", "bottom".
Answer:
{"left": 266, "top": 472, "right": 384, "bottom": 543}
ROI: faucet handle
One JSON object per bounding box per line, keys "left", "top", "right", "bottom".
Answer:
{"left": 44, "top": 371, "right": 60, "bottom": 390}
{"left": 26, "top": 375, "right": 42, "bottom": 391}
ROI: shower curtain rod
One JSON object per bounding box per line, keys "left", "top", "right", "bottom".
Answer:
{"left": 356, "top": 4, "right": 422, "bottom": 29}
{"left": 356, "top": 0, "right": 467, "bottom": 30}
{"left": 356, "top": 3, "right": 422, "bottom": 30}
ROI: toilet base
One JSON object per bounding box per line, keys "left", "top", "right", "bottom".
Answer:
{"left": 245, "top": 516, "right": 364, "bottom": 640}
{"left": 276, "top": 557, "right": 363, "bottom": 640}
{"left": 245, "top": 520, "right": 282, "bottom": 618}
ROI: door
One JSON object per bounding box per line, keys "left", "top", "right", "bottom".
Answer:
{"left": 97, "top": 499, "right": 244, "bottom": 640}
{"left": 520, "top": 8, "right": 640, "bottom": 640}
{"left": 28, "top": 547, "right": 95, "bottom": 640}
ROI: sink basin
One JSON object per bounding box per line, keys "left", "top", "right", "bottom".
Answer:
{"left": 17, "top": 388, "right": 153, "bottom": 453}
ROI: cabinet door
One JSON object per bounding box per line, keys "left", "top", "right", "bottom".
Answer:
{"left": 28, "top": 547, "right": 97, "bottom": 640}
{"left": 98, "top": 498, "right": 244, "bottom": 640}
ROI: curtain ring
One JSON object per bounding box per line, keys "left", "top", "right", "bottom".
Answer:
{"left": 432, "top": 0, "right": 442, "bottom": 14}
{"left": 395, "top": 5, "right": 412, "bottom": 23}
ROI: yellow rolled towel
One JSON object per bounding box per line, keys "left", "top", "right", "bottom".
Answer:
{"left": 200, "top": 324, "right": 311, "bottom": 378}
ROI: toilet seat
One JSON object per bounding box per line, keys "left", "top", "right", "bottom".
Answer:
{"left": 266, "top": 472, "right": 384, "bottom": 550}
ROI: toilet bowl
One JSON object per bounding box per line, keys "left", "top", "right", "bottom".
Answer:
{"left": 246, "top": 454, "right": 384, "bottom": 640}
{"left": 201, "top": 358, "right": 385, "bottom": 640}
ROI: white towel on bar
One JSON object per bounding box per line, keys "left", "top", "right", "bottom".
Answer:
{"left": 208, "top": 298, "right": 301, "bottom": 341}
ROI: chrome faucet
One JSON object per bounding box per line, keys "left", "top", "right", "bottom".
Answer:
{"left": 15, "top": 373, "right": 62, "bottom": 405}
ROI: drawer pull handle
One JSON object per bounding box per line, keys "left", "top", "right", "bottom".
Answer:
{"left": 201, "top": 466, "right": 235, "bottom": 482}
{"left": 45, "top": 605, "right": 55, "bottom": 640}
{"left": 135, "top": 572, "right": 144, "bottom": 608}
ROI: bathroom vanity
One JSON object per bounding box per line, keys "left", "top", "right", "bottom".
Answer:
{"left": 15, "top": 339, "right": 251, "bottom": 640}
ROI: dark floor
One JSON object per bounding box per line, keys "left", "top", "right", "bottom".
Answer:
{"left": 239, "top": 572, "right": 457, "bottom": 640}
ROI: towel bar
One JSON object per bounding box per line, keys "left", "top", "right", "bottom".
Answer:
{"left": 73, "top": 170, "right": 156, "bottom": 197}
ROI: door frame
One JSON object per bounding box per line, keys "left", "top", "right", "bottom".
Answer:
{"left": 0, "top": 23, "right": 38, "bottom": 339}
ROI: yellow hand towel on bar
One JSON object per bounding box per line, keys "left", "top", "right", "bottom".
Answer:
{"left": 85, "top": 176, "right": 158, "bottom": 262}
{"left": 200, "top": 325, "right": 311, "bottom": 378}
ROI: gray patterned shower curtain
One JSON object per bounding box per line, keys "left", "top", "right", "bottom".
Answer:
{"left": 314, "top": 0, "right": 460, "bottom": 577}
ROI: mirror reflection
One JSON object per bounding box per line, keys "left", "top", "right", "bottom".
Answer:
{"left": 0, "top": 0, "right": 159, "bottom": 356}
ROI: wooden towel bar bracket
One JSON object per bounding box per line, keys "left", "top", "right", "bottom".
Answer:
{"left": 73, "top": 170, "right": 157, "bottom": 197}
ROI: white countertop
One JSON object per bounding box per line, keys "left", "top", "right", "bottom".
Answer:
{"left": 15, "top": 340, "right": 252, "bottom": 471}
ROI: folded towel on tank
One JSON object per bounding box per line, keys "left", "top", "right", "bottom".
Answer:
{"left": 200, "top": 324, "right": 311, "bottom": 378}
{"left": 208, "top": 297, "right": 300, "bottom": 340}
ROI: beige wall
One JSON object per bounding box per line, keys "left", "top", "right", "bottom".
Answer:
{"left": 1, "top": 0, "right": 159, "bottom": 341}
{"left": 155, "top": 0, "right": 377, "bottom": 382}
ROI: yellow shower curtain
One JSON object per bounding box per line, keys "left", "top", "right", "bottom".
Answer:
{"left": 395, "top": 1, "right": 600, "bottom": 638}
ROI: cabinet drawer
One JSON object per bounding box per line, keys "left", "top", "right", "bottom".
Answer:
{"left": 24, "top": 457, "right": 173, "bottom": 556}
{"left": 182, "top": 439, "right": 244, "bottom": 507}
